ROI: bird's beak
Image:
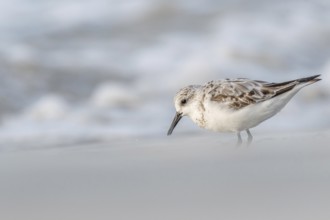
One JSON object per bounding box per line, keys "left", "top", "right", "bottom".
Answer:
{"left": 167, "top": 112, "right": 183, "bottom": 136}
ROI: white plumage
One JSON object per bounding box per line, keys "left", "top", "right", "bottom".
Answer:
{"left": 168, "top": 75, "right": 321, "bottom": 145}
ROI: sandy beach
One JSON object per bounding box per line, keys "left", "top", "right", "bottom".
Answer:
{"left": 0, "top": 0, "right": 329, "bottom": 219}
{"left": 1, "top": 130, "right": 330, "bottom": 220}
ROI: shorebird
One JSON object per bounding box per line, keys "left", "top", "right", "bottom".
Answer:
{"left": 167, "top": 75, "right": 321, "bottom": 146}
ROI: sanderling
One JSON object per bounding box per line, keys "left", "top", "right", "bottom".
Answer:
{"left": 167, "top": 75, "right": 321, "bottom": 146}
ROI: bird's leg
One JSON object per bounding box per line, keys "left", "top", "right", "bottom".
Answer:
{"left": 236, "top": 132, "right": 242, "bottom": 147}
{"left": 246, "top": 129, "right": 253, "bottom": 146}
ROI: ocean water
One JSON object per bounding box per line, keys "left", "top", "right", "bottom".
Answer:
{"left": 0, "top": 0, "right": 329, "bottom": 149}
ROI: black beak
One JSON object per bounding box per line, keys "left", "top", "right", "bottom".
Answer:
{"left": 167, "top": 112, "right": 183, "bottom": 136}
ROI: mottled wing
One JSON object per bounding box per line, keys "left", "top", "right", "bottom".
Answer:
{"left": 207, "top": 79, "right": 297, "bottom": 110}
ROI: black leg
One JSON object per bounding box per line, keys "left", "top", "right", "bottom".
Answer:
{"left": 236, "top": 132, "right": 242, "bottom": 146}
{"left": 246, "top": 129, "right": 253, "bottom": 146}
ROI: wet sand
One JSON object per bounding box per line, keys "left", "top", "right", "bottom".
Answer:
{"left": 0, "top": 131, "right": 330, "bottom": 220}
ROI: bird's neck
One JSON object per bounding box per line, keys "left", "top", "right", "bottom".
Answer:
{"left": 188, "top": 96, "right": 207, "bottom": 128}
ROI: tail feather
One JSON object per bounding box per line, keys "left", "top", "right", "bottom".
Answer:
{"left": 266, "top": 74, "right": 321, "bottom": 88}
{"left": 296, "top": 74, "right": 321, "bottom": 84}
{"left": 264, "top": 74, "right": 321, "bottom": 98}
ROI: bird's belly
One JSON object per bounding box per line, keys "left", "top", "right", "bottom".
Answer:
{"left": 202, "top": 99, "right": 287, "bottom": 132}
{"left": 203, "top": 109, "right": 247, "bottom": 132}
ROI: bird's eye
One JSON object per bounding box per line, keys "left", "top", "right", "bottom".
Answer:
{"left": 181, "top": 99, "right": 187, "bottom": 105}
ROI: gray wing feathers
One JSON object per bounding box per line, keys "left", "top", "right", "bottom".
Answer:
{"left": 208, "top": 75, "right": 321, "bottom": 110}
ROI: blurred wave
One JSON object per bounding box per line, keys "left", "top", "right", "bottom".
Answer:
{"left": 0, "top": 0, "right": 329, "bottom": 149}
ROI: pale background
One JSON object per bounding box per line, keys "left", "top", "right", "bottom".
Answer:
{"left": 0, "top": 0, "right": 329, "bottom": 149}
{"left": 0, "top": 1, "right": 330, "bottom": 220}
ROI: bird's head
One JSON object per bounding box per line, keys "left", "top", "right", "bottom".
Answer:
{"left": 167, "top": 85, "right": 199, "bottom": 135}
